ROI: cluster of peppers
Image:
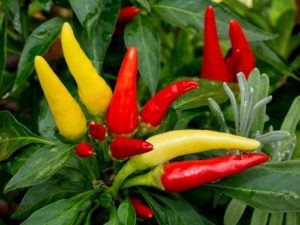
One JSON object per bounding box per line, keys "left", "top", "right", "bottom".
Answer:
{"left": 34, "top": 7, "right": 267, "bottom": 219}
{"left": 201, "top": 6, "right": 255, "bottom": 82}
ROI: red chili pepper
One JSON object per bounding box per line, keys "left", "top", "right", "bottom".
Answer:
{"left": 130, "top": 196, "right": 153, "bottom": 219}
{"left": 115, "top": 6, "right": 140, "bottom": 35}
{"left": 110, "top": 136, "right": 153, "bottom": 160}
{"left": 75, "top": 142, "right": 95, "bottom": 158}
{"left": 140, "top": 80, "right": 199, "bottom": 128}
{"left": 122, "top": 153, "right": 268, "bottom": 192}
{"left": 118, "top": 6, "right": 140, "bottom": 25}
{"left": 106, "top": 47, "right": 139, "bottom": 136}
{"left": 0, "top": 199, "right": 9, "bottom": 216}
{"left": 201, "top": 6, "right": 230, "bottom": 82}
{"left": 161, "top": 153, "right": 268, "bottom": 192}
{"left": 88, "top": 122, "right": 107, "bottom": 140}
{"left": 226, "top": 19, "right": 255, "bottom": 81}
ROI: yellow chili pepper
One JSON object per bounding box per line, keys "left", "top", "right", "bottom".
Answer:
{"left": 111, "top": 130, "right": 260, "bottom": 197}
{"left": 61, "top": 22, "right": 112, "bottom": 116}
{"left": 34, "top": 56, "right": 86, "bottom": 140}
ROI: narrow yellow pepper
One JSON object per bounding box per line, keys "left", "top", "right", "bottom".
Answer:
{"left": 34, "top": 56, "right": 86, "bottom": 140}
{"left": 61, "top": 22, "right": 112, "bottom": 116}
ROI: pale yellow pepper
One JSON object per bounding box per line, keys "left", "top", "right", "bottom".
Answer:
{"left": 111, "top": 129, "right": 260, "bottom": 197}
{"left": 34, "top": 56, "right": 86, "bottom": 140}
{"left": 61, "top": 22, "right": 112, "bottom": 117}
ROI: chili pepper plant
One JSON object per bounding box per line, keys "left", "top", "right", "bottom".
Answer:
{"left": 0, "top": 0, "right": 300, "bottom": 225}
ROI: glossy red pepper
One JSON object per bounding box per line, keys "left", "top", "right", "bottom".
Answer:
{"left": 122, "top": 153, "right": 268, "bottom": 192}
{"left": 130, "top": 196, "right": 153, "bottom": 219}
{"left": 106, "top": 47, "right": 139, "bottom": 136}
{"left": 118, "top": 6, "right": 140, "bottom": 25}
{"left": 226, "top": 19, "right": 255, "bottom": 81}
{"left": 161, "top": 153, "right": 268, "bottom": 192}
{"left": 140, "top": 80, "right": 199, "bottom": 128}
{"left": 88, "top": 122, "right": 107, "bottom": 140}
{"left": 75, "top": 142, "right": 95, "bottom": 158}
{"left": 201, "top": 6, "right": 230, "bottom": 82}
{"left": 110, "top": 136, "right": 153, "bottom": 160}
{"left": 115, "top": 6, "right": 140, "bottom": 35}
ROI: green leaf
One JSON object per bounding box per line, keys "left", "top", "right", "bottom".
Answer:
{"left": 223, "top": 199, "right": 247, "bottom": 225}
{"left": 139, "top": 189, "right": 169, "bottom": 225}
{"left": 5, "top": 144, "right": 39, "bottom": 175}
{"left": 0, "top": 111, "right": 54, "bottom": 161}
{"left": 117, "top": 197, "right": 136, "bottom": 225}
{"left": 285, "top": 212, "right": 298, "bottom": 225}
{"left": 250, "top": 208, "right": 269, "bottom": 225}
{"left": 12, "top": 179, "right": 81, "bottom": 219}
{"left": 152, "top": 0, "right": 275, "bottom": 41}
{"left": 125, "top": 15, "right": 160, "bottom": 95}
{"left": 209, "top": 160, "right": 300, "bottom": 212}
{"left": 69, "top": 0, "right": 101, "bottom": 33}
{"left": 174, "top": 110, "right": 199, "bottom": 130}
{"left": 174, "top": 79, "right": 235, "bottom": 110}
{"left": 281, "top": 96, "right": 300, "bottom": 133}
{"left": 4, "top": 144, "right": 74, "bottom": 193}
{"left": 0, "top": 71, "right": 16, "bottom": 98}
{"left": 38, "top": 98, "right": 56, "bottom": 140}
{"left": 14, "top": 17, "right": 64, "bottom": 90}
{"left": 153, "top": 194, "right": 214, "bottom": 225}
{"left": 268, "top": 213, "right": 284, "bottom": 225}
{"left": 0, "top": 10, "right": 6, "bottom": 88}
{"left": 105, "top": 206, "right": 120, "bottom": 225}
{"left": 21, "top": 190, "right": 95, "bottom": 225}
{"left": 252, "top": 42, "right": 298, "bottom": 80}
{"left": 268, "top": 0, "right": 296, "bottom": 27}
{"left": 74, "top": 0, "right": 120, "bottom": 72}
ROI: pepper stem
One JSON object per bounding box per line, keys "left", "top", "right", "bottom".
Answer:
{"left": 110, "top": 162, "right": 136, "bottom": 199}
{"left": 121, "top": 166, "right": 164, "bottom": 190}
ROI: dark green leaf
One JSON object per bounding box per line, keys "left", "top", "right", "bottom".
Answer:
{"left": 285, "top": 212, "right": 298, "bottom": 225}
{"left": 0, "top": 111, "right": 54, "bottom": 161}
{"left": 5, "top": 0, "right": 21, "bottom": 33}
{"left": 5, "top": 144, "right": 39, "bottom": 175}
{"left": 69, "top": 0, "right": 101, "bottom": 33}
{"left": 117, "top": 197, "right": 136, "bottom": 225}
{"left": 38, "top": 98, "right": 56, "bottom": 140}
{"left": 0, "top": 10, "right": 6, "bottom": 88}
{"left": 152, "top": 108, "right": 177, "bottom": 134}
{"left": 125, "top": 15, "right": 160, "bottom": 95}
{"left": 174, "top": 110, "right": 199, "bottom": 130}
{"left": 12, "top": 180, "right": 81, "bottom": 219}
{"left": 252, "top": 42, "right": 299, "bottom": 80}
{"left": 14, "top": 17, "right": 64, "bottom": 90}
{"left": 4, "top": 144, "right": 74, "bottom": 193}
{"left": 152, "top": 0, "right": 275, "bottom": 41}
{"left": 0, "top": 71, "right": 16, "bottom": 98}
{"left": 281, "top": 96, "right": 300, "bottom": 134}
{"left": 209, "top": 160, "right": 300, "bottom": 212}
{"left": 139, "top": 189, "right": 169, "bottom": 225}
{"left": 21, "top": 190, "right": 95, "bottom": 225}
{"left": 174, "top": 79, "right": 235, "bottom": 110}
{"left": 75, "top": 0, "right": 120, "bottom": 72}
{"left": 153, "top": 194, "right": 214, "bottom": 225}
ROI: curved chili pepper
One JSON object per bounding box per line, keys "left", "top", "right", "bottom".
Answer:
{"left": 115, "top": 6, "right": 140, "bottom": 35}
{"left": 227, "top": 19, "right": 255, "bottom": 81}
{"left": 75, "top": 142, "right": 95, "bottom": 158}
{"left": 130, "top": 196, "right": 153, "bottom": 219}
{"left": 118, "top": 6, "right": 140, "bottom": 25}
{"left": 110, "top": 136, "right": 153, "bottom": 160}
{"left": 34, "top": 56, "right": 86, "bottom": 140}
{"left": 201, "top": 6, "right": 230, "bottom": 82}
{"left": 106, "top": 47, "right": 139, "bottom": 136}
{"left": 122, "top": 153, "right": 269, "bottom": 192}
{"left": 61, "top": 22, "right": 113, "bottom": 116}
{"left": 111, "top": 130, "right": 260, "bottom": 197}
{"left": 140, "top": 80, "right": 199, "bottom": 128}
{"left": 88, "top": 122, "right": 107, "bottom": 140}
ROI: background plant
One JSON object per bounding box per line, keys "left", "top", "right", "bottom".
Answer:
{"left": 0, "top": 0, "right": 300, "bottom": 225}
